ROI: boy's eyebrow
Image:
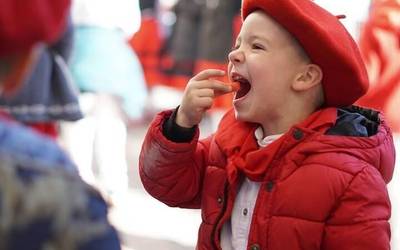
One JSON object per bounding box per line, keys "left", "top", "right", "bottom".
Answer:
{"left": 248, "top": 34, "right": 271, "bottom": 45}
{"left": 235, "top": 34, "right": 271, "bottom": 47}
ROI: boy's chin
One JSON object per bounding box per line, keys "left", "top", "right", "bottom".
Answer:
{"left": 234, "top": 109, "right": 255, "bottom": 124}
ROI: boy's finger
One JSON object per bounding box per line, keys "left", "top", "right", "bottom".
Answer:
{"left": 197, "top": 79, "right": 232, "bottom": 92}
{"left": 214, "top": 81, "right": 241, "bottom": 97}
{"left": 194, "top": 97, "right": 214, "bottom": 109}
{"left": 192, "top": 69, "right": 225, "bottom": 81}
{"left": 214, "top": 81, "right": 233, "bottom": 93}
{"left": 197, "top": 88, "right": 215, "bottom": 98}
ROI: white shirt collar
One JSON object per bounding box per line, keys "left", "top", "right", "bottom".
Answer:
{"left": 254, "top": 127, "right": 283, "bottom": 148}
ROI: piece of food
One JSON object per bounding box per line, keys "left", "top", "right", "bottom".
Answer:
{"left": 230, "top": 81, "right": 240, "bottom": 92}
{"left": 215, "top": 81, "right": 241, "bottom": 97}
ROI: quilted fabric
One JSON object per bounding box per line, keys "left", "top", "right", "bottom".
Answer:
{"left": 140, "top": 107, "right": 394, "bottom": 250}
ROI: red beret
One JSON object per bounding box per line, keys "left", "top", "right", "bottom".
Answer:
{"left": 242, "top": 0, "right": 369, "bottom": 107}
{"left": 0, "top": 0, "right": 70, "bottom": 57}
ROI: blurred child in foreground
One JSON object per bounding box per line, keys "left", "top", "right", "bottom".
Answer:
{"left": 0, "top": 0, "right": 121, "bottom": 248}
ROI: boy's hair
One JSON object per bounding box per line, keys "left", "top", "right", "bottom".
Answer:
{"left": 288, "top": 38, "right": 325, "bottom": 108}
{"left": 289, "top": 33, "right": 311, "bottom": 65}
{"left": 242, "top": 0, "right": 369, "bottom": 107}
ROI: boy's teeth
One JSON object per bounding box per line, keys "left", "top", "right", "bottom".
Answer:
{"left": 233, "top": 75, "right": 244, "bottom": 81}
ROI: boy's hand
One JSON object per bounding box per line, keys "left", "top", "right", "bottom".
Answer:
{"left": 176, "top": 69, "right": 232, "bottom": 128}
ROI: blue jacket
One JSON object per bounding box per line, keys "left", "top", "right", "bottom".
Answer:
{"left": 0, "top": 117, "right": 121, "bottom": 250}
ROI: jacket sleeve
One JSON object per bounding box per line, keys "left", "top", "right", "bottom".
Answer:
{"left": 139, "top": 110, "right": 211, "bottom": 208}
{"left": 322, "top": 165, "right": 391, "bottom": 250}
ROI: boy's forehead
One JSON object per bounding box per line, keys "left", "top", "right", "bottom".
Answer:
{"left": 241, "top": 11, "right": 302, "bottom": 46}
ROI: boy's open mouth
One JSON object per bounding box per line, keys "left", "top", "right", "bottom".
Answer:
{"left": 232, "top": 74, "right": 251, "bottom": 99}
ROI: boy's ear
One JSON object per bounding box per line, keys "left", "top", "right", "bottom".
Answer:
{"left": 292, "top": 64, "right": 323, "bottom": 91}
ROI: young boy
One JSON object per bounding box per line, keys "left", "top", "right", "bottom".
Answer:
{"left": 139, "top": 0, "right": 395, "bottom": 249}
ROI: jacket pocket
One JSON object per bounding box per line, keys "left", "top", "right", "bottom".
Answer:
{"left": 201, "top": 166, "right": 227, "bottom": 224}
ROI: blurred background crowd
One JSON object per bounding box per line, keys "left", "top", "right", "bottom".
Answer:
{"left": 0, "top": 0, "right": 399, "bottom": 249}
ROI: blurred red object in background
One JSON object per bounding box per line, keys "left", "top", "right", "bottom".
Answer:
{"left": 358, "top": 0, "right": 400, "bottom": 132}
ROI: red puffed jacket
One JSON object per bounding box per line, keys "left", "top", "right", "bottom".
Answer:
{"left": 139, "top": 106, "right": 395, "bottom": 250}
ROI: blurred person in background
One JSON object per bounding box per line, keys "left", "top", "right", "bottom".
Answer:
{"left": 0, "top": 18, "right": 83, "bottom": 139}
{"left": 130, "top": 0, "right": 163, "bottom": 91}
{"left": 192, "top": 0, "right": 242, "bottom": 131}
{"left": 147, "top": 0, "right": 241, "bottom": 133}
{"left": 357, "top": 0, "right": 400, "bottom": 248}
{"left": 62, "top": 0, "right": 147, "bottom": 198}
{"left": 0, "top": 0, "right": 121, "bottom": 249}
{"left": 358, "top": 0, "right": 400, "bottom": 132}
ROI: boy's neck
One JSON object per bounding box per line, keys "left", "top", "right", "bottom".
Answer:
{"left": 260, "top": 103, "right": 318, "bottom": 137}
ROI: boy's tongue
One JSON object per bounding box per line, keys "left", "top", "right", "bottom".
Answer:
{"left": 235, "top": 79, "right": 251, "bottom": 99}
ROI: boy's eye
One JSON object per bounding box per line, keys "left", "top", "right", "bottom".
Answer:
{"left": 252, "top": 44, "right": 264, "bottom": 50}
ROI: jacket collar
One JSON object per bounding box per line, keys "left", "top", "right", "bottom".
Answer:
{"left": 214, "top": 108, "right": 337, "bottom": 182}
{"left": 215, "top": 108, "right": 337, "bottom": 157}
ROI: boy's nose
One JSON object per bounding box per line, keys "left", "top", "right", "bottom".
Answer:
{"left": 228, "top": 49, "right": 244, "bottom": 64}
